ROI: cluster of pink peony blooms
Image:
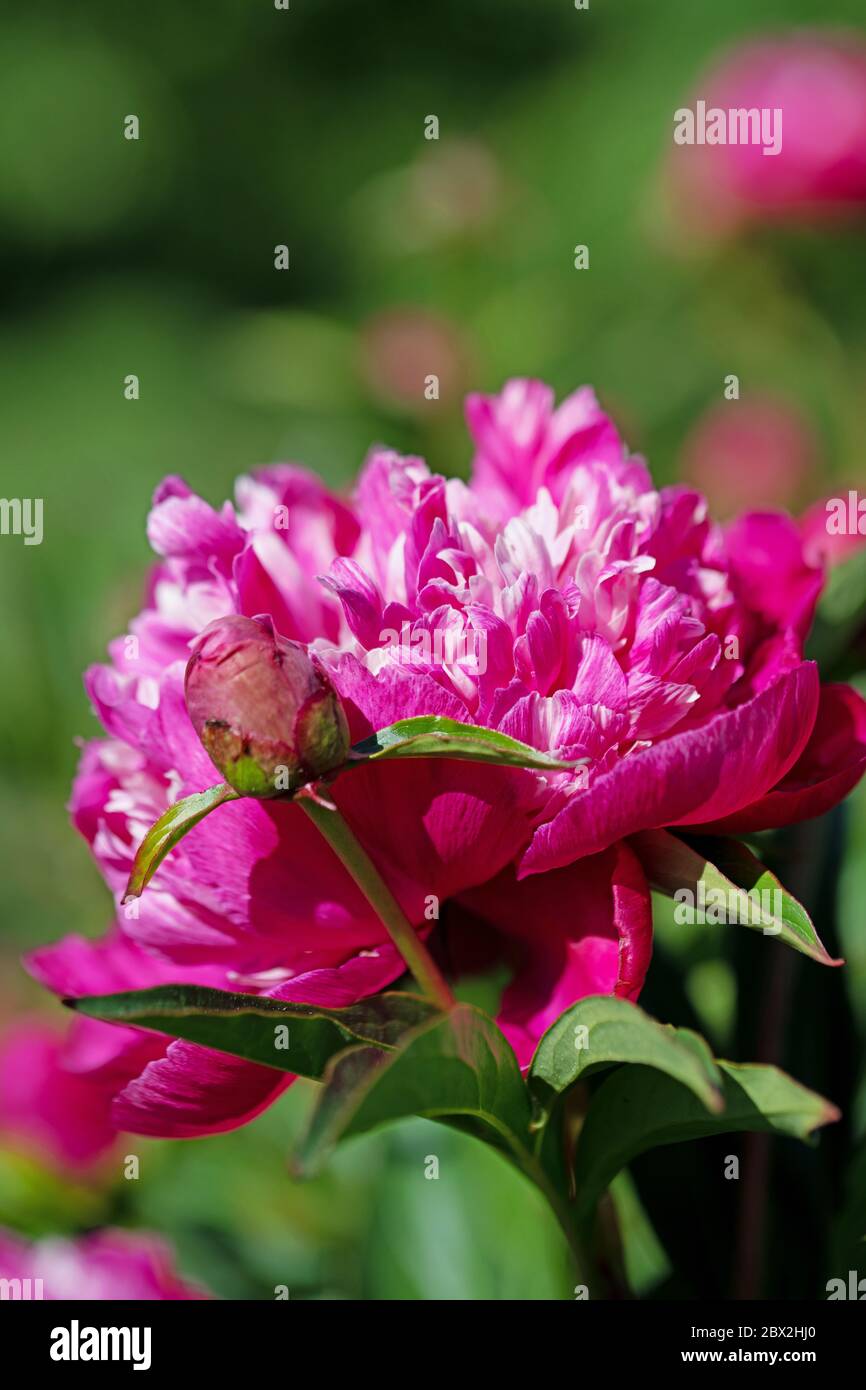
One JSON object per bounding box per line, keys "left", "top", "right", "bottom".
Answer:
{"left": 26, "top": 379, "right": 866, "bottom": 1140}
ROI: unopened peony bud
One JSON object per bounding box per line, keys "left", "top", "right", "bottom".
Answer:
{"left": 184, "top": 615, "right": 350, "bottom": 797}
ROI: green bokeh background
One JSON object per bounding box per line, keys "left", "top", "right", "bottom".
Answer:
{"left": 1, "top": 0, "right": 865, "bottom": 1299}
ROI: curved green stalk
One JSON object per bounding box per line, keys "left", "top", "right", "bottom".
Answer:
{"left": 299, "top": 795, "right": 455, "bottom": 1012}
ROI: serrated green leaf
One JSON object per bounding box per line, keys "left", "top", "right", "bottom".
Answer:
{"left": 630, "top": 828, "right": 839, "bottom": 966}
{"left": 293, "top": 1003, "right": 534, "bottom": 1175}
{"left": 572, "top": 1059, "right": 839, "bottom": 1221}
{"left": 349, "top": 715, "right": 584, "bottom": 772}
{"left": 64, "top": 985, "right": 438, "bottom": 1081}
{"left": 124, "top": 783, "right": 240, "bottom": 899}
{"left": 528, "top": 995, "right": 723, "bottom": 1114}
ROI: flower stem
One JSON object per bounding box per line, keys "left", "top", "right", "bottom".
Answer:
{"left": 299, "top": 795, "right": 455, "bottom": 1012}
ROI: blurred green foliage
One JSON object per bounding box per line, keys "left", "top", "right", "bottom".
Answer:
{"left": 1, "top": 0, "right": 865, "bottom": 1298}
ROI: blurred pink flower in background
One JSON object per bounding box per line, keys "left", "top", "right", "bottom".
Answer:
{"left": 668, "top": 32, "right": 866, "bottom": 235}
{"left": 0, "top": 1018, "right": 116, "bottom": 1173}
{"left": 681, "top": 395, "right": 818, "bottom": 517}
{"left": 366, "top": 139, "right": 506, "bottom": 255}
{"left": 359, "top": 308, "right": 469, "bottom": 411}
{"left": 0, "top": 1228, "right": 209, "bottom": 1299}
{"left": 408, "top": 140, "right": 505, "bottom": 242}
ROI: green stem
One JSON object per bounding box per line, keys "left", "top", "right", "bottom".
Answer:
{"left": 529, "top": 1088, "right": 612, "bottom": 1297}
{"left": 299, "top": 795, "right": 455, "bottom": 1012}
{"left": 533, "top": 1170, "right": 601, "bottom": 1296}
{"left": 302, "top": 793, "right": 603, "bottom": 1287}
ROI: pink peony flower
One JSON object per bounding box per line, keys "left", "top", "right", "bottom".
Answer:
{"left": 668, "top": 32, "right": 866, "bottom": 235}
{"left": 29, "top": 381, "right": 866, "bottom": 1135}
{"left": 0, "top": 1227, "right": 209, "bottom": 1299}
{"left": 0, "top": 1018, "right": 117, "bottom": 1173}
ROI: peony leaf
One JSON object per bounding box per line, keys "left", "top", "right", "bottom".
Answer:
{"left": 293, "top": 1003, "right": 534, "bottom": 1176}
{"left": 349, "top": 715, "right": 584, "bottom": 772}
{"left": 629, "top": 828, "right": 840, "bottom": 966}
{"left": 64, "top": 985, "right": 438, "bottom": 1082}
{"left": 124, "top": 784, "right": 240, "bottom": 900}
{"left": 529, "top": 995, "right": 724, "bottom": 1116}
{"left": 571, "top": 1056, "right": 839, "bottom": 1222}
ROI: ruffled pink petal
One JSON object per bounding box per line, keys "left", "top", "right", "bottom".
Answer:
{"left": 540, "top": 385, "right": 626, "bottom": 500}
{"left": 268, "top": 939, "right": 413, "bottom": 1007}
{"left": 235, "top": 531, "right": 342, "bottom": 644}
{"left": 319, "top": 557, "right": 385, "bottom": 648}
{"left": 696, "top": 682, "right": 866, "bottom": 833}
{"left": 84, "top": 665, "right": 161, "bottom": 755}
{"left": 724, "top": 512, "right": 824, "bottom": 640}
{"left": 112, "top": 1043, "right": 292, "bottom": 1139}
{"left": 467, "top": 378, "right": 555, "bottom": 512}
{"left": 354, "top": 448, "right": 431, "bottom": 588}
{"left": 25, "top": 929, "right": 222, "bottom": 1000}
{"left": 467, "top": 380, "right": 629, "bottom": 516}
{"left": 146, "top": 486, "right": 244, "bottom": 574}
{"left": 521, "top": 661, "right": 819, "bottom": 875}
{"left": 237, "top": 464, "right": 359, "bottom": 558}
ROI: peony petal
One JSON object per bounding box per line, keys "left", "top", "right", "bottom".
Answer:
{"left": 25, "top": 930, "right": 222, "bottom": 999}
{"left": 235, "top": 531, "right": 341, "bottom": 644}
{"left": 453, "top": 841, "right": 652, "bottom": 1066}
{"left": 329, "top": 653, "right": 550, "bottom": 901}
{"left": 320, "top": 557, "right": 385, "bottom": 648}
{"left": 146, "top": 487, "right": 244, "bottom": 572}
{"left": 268, "top": 939, "right": 413, "bottom": 1007}
{"left": 521, "top": 662, "right": 819, "bottom": 875}
{"left": 696, "top": 682, "right": 866, "bottom": 832}
{"left": 724, "top": 512, "right": 824, "bottom": 640}
{"left": 112, "top": 1042, "right": 292, "bottom": 1139}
